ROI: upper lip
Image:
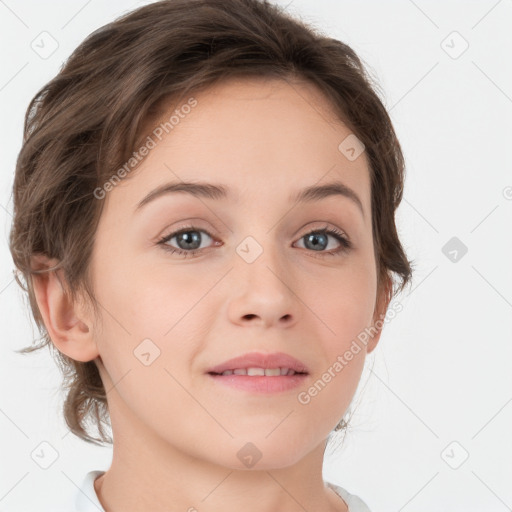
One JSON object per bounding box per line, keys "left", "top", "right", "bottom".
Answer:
{"left": 207, "top": 351, "right": 309, "bottom": 374}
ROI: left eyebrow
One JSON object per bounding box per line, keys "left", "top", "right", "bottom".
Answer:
{"left": 134, "top": 179, "right": 364, "bottom": 218}
{"left": 290, "top": 181, "right": 365, "bottom": 218}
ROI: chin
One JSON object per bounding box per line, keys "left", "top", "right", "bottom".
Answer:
{"left": 215, "top": 435, "right": 312, "bottom": 471}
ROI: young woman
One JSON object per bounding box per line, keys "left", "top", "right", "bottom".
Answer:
{"left": 9, "top": 1, "right": 412, "bottom": 510}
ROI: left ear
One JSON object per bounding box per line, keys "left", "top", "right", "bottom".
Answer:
{"left": 366, "top": 273, "right": 392, "bottom": 354}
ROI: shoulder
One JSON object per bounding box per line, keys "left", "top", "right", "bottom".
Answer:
{"left": 325, "top": 481, "right": 372, "bottom": 512}
{"left": 73, "top": 470, "right": 106, "bottom": 512}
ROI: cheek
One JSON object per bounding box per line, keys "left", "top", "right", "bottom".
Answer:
{"left": 314, "top": 259, "right": 377, "bottom": 342}
{"left": 95, "top": 244, "right": 212, "bottom": 335}
{"left": 296, "top": 269, "right": 374, "bottom": 431}
{"left": 91, "top": 254, "right": 216, "bottom": 382}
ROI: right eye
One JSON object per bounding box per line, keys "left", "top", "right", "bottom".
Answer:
{"left": 157, "top": 226, "right": 219, "bottom": 258}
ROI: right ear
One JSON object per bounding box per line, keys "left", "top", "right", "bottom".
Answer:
{"left": 31, "top": 254, "right": 100, "bottom": 362}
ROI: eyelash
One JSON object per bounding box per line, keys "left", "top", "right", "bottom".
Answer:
{"left": 157, "top": 224, "right": 352, "bottom": 259}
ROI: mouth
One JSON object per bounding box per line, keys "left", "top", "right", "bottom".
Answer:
{"left": 208, "top": 367, "right": 307, "bottom": 377}
{"left": 206, "top": 351, "right": 310, "bottom": 375}
{"left": 206, "top": 351, "right": 310, "bottom": 393}
{"left": 207, "top": 369, "right": 308, "bottom": 393}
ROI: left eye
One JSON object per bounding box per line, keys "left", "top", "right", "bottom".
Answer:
{"left": 157, "top": 225, "right": 352, "bottom": 258}
{"left": 295, "top": 227, "right": 351, "bottom": 254}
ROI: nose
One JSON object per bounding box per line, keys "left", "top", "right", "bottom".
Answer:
{"left": 226, "top": 239, "right": 299, "bottom": 329}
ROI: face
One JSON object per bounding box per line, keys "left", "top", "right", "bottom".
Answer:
{"left": 87, "top": 77, "right": 385, "bottom": 469}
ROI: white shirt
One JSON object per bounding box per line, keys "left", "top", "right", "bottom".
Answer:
{"left": 74, "top": 470, "right": 371, "bottom": 512}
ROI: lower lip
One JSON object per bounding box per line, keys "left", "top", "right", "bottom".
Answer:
{"left": 207, "top": 373, "right": 308, "bottom": 393}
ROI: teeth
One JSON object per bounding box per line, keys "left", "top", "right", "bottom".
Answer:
{"left": 220, "top": 367, "right": 298, "bottom": 376}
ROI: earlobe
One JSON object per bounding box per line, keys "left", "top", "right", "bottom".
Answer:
{"left": 31, "top": 255, "right": 99, "bottom": 363}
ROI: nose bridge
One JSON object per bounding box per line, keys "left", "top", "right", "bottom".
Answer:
{"left": 235, "top": 230, "right": 288, "bottom": 290}
{"left": 227, "top": 228, "right": 298, "bottom": 327}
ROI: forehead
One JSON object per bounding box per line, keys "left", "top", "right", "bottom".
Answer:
{"left": 105, "top": 76, "right": 371, "bottom": 219}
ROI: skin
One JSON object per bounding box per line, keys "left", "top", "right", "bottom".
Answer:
{"left": 33, "top": 77, "right": 391, "bottom": 512}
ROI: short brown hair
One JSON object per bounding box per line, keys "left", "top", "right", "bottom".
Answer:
{"left": 9, "top": 0, "right": 412, "bottom": 445}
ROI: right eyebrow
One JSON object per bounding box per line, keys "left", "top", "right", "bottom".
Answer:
{"left": 135, "top": 181, "right": 228, "bottom": 213}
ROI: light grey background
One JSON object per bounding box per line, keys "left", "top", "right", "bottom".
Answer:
{"left": 1, "top": 1, "right": 511, "bottom": 511}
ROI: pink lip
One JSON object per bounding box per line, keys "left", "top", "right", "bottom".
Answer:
{"left": 206, "top": 351, "right": 309, "bottom": 394}
{"left": 206, "top": 351, "right": 309, "bottom": 374}
{"left": 208, "top": 372, "right": 308, "bottom": 393}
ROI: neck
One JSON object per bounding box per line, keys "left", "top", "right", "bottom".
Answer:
{"left": 93, "top": 397, "right": 347, "bottom": 512}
